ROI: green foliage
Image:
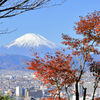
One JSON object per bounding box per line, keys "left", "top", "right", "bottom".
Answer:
{"left": 0, "top": 92, "right": 4, "bottom": 100}
{"left": 4, "top": 93, "right": 10, "bottom": 100}
{"left": 0, "top": 92, "right": 13, "bottom": 100}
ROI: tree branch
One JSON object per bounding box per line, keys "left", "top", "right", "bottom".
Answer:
{"left": 0, "top": 0, "right": 66, "bottom": 18}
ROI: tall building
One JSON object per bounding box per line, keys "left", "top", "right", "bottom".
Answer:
{"left": 16, "top": 86, "right": 22, "bottom": 96}
{"left": 84, "top": 82, "right": 100, "bottom": 95}
{"left": 79, "top": 83, "right": 84, "bottom": 95}
{"left": 84, "top": 82, "right": 94, "bottom": 94}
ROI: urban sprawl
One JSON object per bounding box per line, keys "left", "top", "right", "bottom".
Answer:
{"left": 0, "top": 70, "right": 100, "bottom": 100}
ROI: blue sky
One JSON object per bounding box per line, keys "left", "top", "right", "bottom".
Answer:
{"left": 0, "top": 0, "right": 100, "bottom": 47}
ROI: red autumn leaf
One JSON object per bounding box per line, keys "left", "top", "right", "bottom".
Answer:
{"left": 36, "top": 56, "right": 39, "bottom": 58}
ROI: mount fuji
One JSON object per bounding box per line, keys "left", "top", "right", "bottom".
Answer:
{"left": 0, "top": 33, "right": 63, "bottom": 70}
{"left": 0, "top": 33, "right": 61, "bottom": 57}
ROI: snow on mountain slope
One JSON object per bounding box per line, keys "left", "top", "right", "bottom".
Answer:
{"left": 5, "top": 33, "right": 59, "bottom": 49}
{"left": 0, "top": 33, "right": 62, "bottom": 57}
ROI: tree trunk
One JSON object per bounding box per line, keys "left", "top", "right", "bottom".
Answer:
{"left": 55, "top": 78, "right": 61, "bottom": 100}
{"left": 92, "top": 85, "right": 97, "bottom": 100}
{"left": 56, "top": 84, "right": 61, "bottom": 100}
{"left": 92, "top": 78, "right": 99, "bottom": 100}
{"left": 65, "top": 86, "right": 70, "bottom": 100}
{"left": 75, "top": 81, "right": 79, "bottom": 100}
{"left": 58, "top": 88, "right": 61, "bottom": 100}
{"left": 83, "top": 88, "right": 87, "bottom": 100}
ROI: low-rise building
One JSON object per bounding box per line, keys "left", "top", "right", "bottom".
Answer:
{"left": 25, "top": 87, "right": 42, "bottom": 99}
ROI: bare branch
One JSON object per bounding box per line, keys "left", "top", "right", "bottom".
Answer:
{"left": 0, "top": 0, "right": 66, "bottom": 18}
{"left": 0, "top": 28, "right": 17, "bottom": 34}
{"left": 0, "top": 0, "right": 8, "bottom": 6}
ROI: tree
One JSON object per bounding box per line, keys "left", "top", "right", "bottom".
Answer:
{"left": 90, "top": 61, "right": 100, "bottom": 100}
{"left": 0, "top": 92, "right": 12, "bottom": 100}
{"left": 0, "top": 0, "right": 66, "bottom": 18}
{"left": 25, "top": 49, "right": 76, "bottom": 100}
{"left": 62, "top": 11, "right": 100, "bottom": 100}
{"left": 4, "top": 93, "right": 10, "bottom": 100}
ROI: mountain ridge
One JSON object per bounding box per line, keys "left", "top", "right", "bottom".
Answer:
{"left": 0, "top": 54, "right": 31, "bottom": 70}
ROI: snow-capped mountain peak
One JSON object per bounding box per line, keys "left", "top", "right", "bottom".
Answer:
{"left": 5, "top": 33, "right": 59, "bottom": 49}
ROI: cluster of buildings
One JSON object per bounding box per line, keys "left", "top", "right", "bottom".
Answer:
{"left": 0, "top": 70, "right": 46, "bottom": 100}
{"left": 15, "top": 86, "right": 43, "bottom": 100}
{"left": 0, "top": 70, "right": 100, "bottom": 100}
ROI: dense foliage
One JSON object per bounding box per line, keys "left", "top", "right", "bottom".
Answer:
{"left": 26, "top": 11, "right": 100, "bottom": 100}
{"left": 26, "top": 49, "right": 76, "bottom": 100}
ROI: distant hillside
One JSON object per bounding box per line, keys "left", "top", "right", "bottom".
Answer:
{"left": 0, "top": 54, "right": 31, "bottom": 70}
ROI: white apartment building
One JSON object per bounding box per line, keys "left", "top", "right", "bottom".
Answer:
{"left": 16, "top": 86, "right": 22, "bottom": 96}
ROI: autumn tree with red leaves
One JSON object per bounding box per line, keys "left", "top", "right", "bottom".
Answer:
{"left": 62, "top": 11, "right": 100, "bottom": 100}
{"left": 25, "top": 49, "right": 76, "bottom": 100}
